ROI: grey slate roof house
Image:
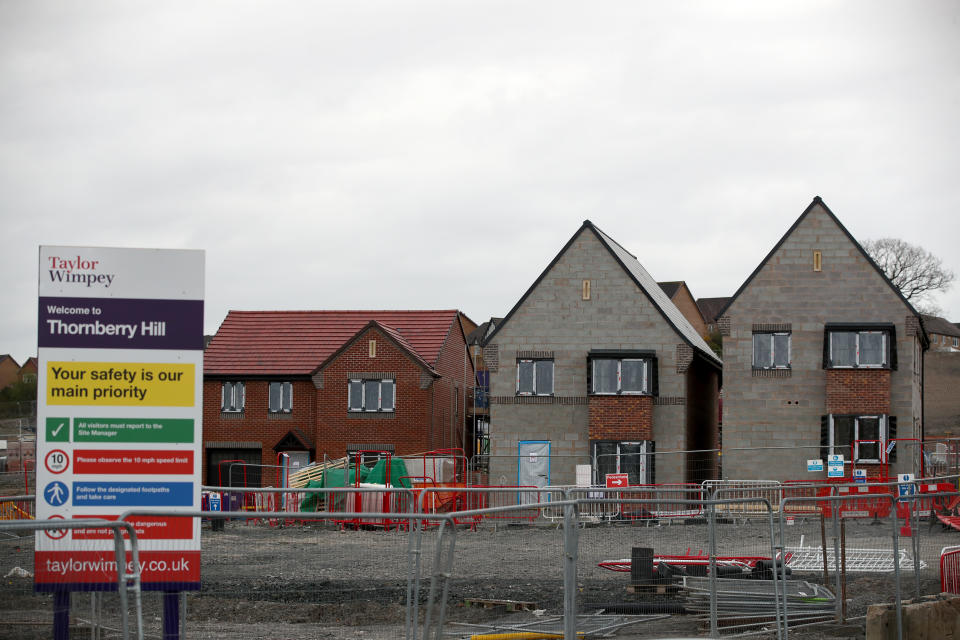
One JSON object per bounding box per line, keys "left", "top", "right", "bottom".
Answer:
{"left": 482, "top": 221, "right": 722, "bottom": 488}
{"left": 718, "top": 197, "right": 928, "bottom": 480}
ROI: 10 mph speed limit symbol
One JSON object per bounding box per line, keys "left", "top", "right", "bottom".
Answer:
{"left": 45, "top": 449, "right": 69, "bottom": 474}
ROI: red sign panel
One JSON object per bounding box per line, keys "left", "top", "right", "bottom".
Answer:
{"left": 35, "top": 549, "right": 200, "bottom": 585}
{"left": 72, "top": 515, "right": 193, "bottom": 540}
{"left": 73, "top": 449, "right": 193, "bottom": 474}
{"left": 605, "top": 473, "right": 629, "bottom": 488}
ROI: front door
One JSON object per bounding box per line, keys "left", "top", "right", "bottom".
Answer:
{"left": 518, "top": 441, "right": 550, "bottom": 504}
{"left": 281, "top": 451, "right": 311, "bottom": 486}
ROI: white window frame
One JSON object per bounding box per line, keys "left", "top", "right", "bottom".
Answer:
{"left": 752, "top": 332, "right": 791, "bottom": 369}
{"left": 829, "top": 330, "right": 887, "bottom": 368}
{"left": 829, "top": 414, "right": 886, "bottom": 463}
{"left": 268, "top": 381, "right": 293, "bottom": 413}
{"left": 516, "top": 359, "right": 554, "bottom": 396}
{"left": 590, "top": 358, "right": 650, "bottom": 395}
{"left": 348, "top": 378, "right": 395, "bottom": 412}
{"left": 954, "top": 337, "right": 959, "bottom": 348}
{"left": 221, "top": 381, "right": 245, "bottom": 413}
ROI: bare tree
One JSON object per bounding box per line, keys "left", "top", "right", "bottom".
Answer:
{"left": 863, "top": 237, "right": 954, "bottom": 311}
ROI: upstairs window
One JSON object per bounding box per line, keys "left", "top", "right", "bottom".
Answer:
{"left": 517, "top": 359, "right": 554, "bottom": 396}
{"left": 589, "top": 356, "right": 651, "bottom": 395}
{"left": 268, "top": 381, "right": 293, "bottom": 413}
{"left": 753, "top": 332, "right": 791, "bottom": 369}
{"left": 830, "top": 331, "right": 885, "bottom": 367}
{"left": 824, "top": 324, "right": 895, "bottom": 369}
{"left": 349, "top": 378, "right": 395, "bottom": 412}
{"left": 221, "top": 381, "right": 245, "bottom": 413}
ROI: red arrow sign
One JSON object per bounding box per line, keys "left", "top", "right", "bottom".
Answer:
{"left": 605, "top": 473, "right": 629, "bottom": 488}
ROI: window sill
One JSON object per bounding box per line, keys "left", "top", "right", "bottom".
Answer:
{"left": 347, "top": 411, "right": 395, "bottom": 419}
{"left": 220, "top": 411, "right": 245, "bottom": 419}
{"left": 825, "top": 366, "right": 889, "bottom": 371}
{"left": 587, "top": 392, "right": 652, "bottom": 397}
{"left": 751, "top": 368, "right": 792, "bottom": 378}
{"left": 267, "top": 412, "right": 293, "bottom": 420}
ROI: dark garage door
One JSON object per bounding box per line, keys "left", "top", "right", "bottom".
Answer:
{"left": 207, "top": 448, "right": 262, "bottom": 487}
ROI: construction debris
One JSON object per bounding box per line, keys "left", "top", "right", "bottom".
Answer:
{"left": 683, "top": 576, "right": 835, "bottom": 632}
{"left": 784, "top": 543, "right": 926, "bottom": 572}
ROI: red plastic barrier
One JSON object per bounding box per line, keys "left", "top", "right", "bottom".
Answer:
{"left": 618, "top": 483, "right": 704, "bottom": 519}
{"left": 941, "top": 546, "right": 960, "bottom": 594}
{"left": 818, "top": 483, "right": 893, "bottom": 519}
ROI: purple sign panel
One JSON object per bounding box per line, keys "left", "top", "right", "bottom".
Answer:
{"left": 39, "top": 297, "right": 204, "bottom": 350}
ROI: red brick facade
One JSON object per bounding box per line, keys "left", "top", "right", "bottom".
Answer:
{"left": 825, "top": 369, "right": 891, "bottom": 415}
{"left": 203, "top": 316, "right": 472, "bottom": 485}
{"left": 315, "top": 326, "right": 469, "bottom": 459}
{"left": 202, "top": 378, "right": 317, "bottom": 484}
{"left": 588, "top": 395, "right": 653, "bottom": 441}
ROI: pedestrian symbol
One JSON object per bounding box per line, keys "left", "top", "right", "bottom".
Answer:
{"left": 44, "top": 481, "right": 69, "bottom": 507}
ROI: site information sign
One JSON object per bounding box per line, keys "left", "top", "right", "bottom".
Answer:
{"left": 36, "top": 247, "right": 204, "bottom": 591}
{"left": 827, "top": 454, "right": 844, "bottom": 478}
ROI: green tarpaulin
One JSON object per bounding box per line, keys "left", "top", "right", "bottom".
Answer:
{"left": 299, "top": 458, "right": 411, "bottom": 512}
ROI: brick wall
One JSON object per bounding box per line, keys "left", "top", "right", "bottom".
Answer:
{"left": 316, "top": 327, "right": 436, "bottom": 460}
{"left": 670, "top": 286, "right": 707, "bottom": 337}
{"left": 720, "top": 201, "right": 920, "bottom": 480}
{"left": 488, "top": 227, "right": 717, "bottom": 486}
{"left": 202, "top": 317, "right": 471, "bottom": 484}
{"left": 588, "top": 395, "right": 653, "bottom": 441}
{"left": 924, "top": 351, "right": 960, "bottom": 437}
{"left": 429, "top": 317, "right": 473, "bottom": 454}
{"left": 825, "top": 369, "right": 891, "bottom": 414}
{"left": 202, "top": 378, "right": 316, "bottom": 481}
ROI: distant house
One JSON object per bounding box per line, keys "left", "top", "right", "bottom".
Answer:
{"left": 697, "top": 297, "right": 731, "bottom": 335}
{"left": 17, "top": 357, "right": 38, "bottom": 384}
{"left": 482, "top": 221, "right": 722, "bottom": 488}
{"left": 922, "top": 315, "right": 960, "bottom": 438}
{"left": 718, "top": 197, "right": 927, "bottom": 480}
{"left": 203, "top": 310, "right": 474, "bottom": 486}
{"left": 923, "top": 315, "right": 960, "bottom": 352}
{"left": 658, "top": 281, "right": 708, "bottom": 337}
{"left": 0, "top": 355, "right": 19, "bottom": 390}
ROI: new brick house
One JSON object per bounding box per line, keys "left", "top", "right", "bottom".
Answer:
{"left": 0, "top": 355, "right": 19, "bottom": 390}
{"left": 659, "top": 281, "right": 708, "bottom": 337}
{"left": 482, "top": 221, "right": 722, "bottom": 488}
{"left": 18, "top": 357, "right": 38, "bottom": 384}
{"left": 718, "top": 197, "right": 928, "bottom": 480}
{"left": 203, "top": 310, "right": 473, "bottom": 486}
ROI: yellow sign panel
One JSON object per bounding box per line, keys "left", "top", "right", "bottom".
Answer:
{"left": 46, "top": 362, "right": 195, "bottom": 407}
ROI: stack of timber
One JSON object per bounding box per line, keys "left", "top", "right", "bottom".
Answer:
{"left": 683, "top": 577, "right": 836, "bottom": 632}
{"left": 288, "top": 457, "right": 349, "bottom": 489}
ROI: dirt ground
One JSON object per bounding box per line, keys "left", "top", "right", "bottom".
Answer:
{"left": 1, "top": 513, "right": 956, "bottom": 639}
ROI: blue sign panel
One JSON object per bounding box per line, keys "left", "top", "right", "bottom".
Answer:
{"left": 44, "top": 481, "right": 69, "bottom": 506}
{"left": 73, "top": 481, "right": 193, "bottom": 506}
{"left": 827, "top": 454, "right": 844, "bottom": 478}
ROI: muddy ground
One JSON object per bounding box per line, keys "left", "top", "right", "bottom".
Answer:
{"left": 1, "top": 514, "right": 956, "bottom": 639}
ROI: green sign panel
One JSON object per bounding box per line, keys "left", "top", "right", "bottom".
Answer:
{"left": 46, "top": 418, "right": 71, "bottom": 442}
{"left": 73, "top": 418, "right": 194, "bottom": 443}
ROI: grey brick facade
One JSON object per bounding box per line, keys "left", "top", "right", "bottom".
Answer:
{"left": 483, "top": 222, "right": 721, "bottom": 487}
{"left": 720, "top": 198, "right": 926, "bottom": 480}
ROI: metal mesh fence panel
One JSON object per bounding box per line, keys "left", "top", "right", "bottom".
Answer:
{"left": 0, "top": 518, "right": 141, "bottom": 640}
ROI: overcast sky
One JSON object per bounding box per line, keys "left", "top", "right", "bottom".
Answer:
{"left": 2, "top": 1, "right": 959, "bottom": 365}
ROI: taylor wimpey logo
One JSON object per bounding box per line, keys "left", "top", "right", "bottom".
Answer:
{"left": 47, "top": 255, "right": 115, "bottom": 288}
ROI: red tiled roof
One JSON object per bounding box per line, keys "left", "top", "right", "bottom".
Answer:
{"left": 204, "top": 310, "right": 460, "bottom": 376}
